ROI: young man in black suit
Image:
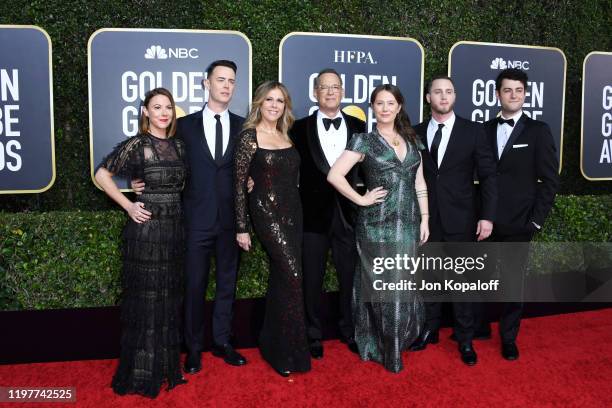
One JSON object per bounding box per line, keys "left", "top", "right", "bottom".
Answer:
{"left": 133, "top": 60, "right": 247, "bottom": 374}
{"left": 290, "top": 68, "right": 365, "bottom": 358}
{"left": 409, "top": 75, "right": 498, "bottom": 366}
{"left": 478, "top": 68, "right": 559, "bottom": 361}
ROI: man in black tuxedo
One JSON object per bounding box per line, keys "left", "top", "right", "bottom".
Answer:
{"left": 478, "top": 68, "right": 559, "bottom": 361}
{"left": 133, "top": 60, "right": 247, "bottom": 373}
{"left": 290, "top": 68, "right": 365, "bottom": 358}
{"left": 409, "top": 75, "right": 497, "bottom": 366}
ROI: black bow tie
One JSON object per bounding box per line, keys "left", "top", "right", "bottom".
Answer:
{"left": 323, "top": 117, "right": 342, "bottom": 131}
{"left": 497, "top": 117, "right": 515, "bottom": 127}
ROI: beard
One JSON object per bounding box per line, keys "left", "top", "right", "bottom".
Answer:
{"left": 432, "top": 102, "right": 454, "bottom": 115}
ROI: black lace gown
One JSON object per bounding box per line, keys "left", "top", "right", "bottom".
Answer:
{"left": 99, "top": 133, "right": 187, "bottom": 398}
{"left": 234, "top": 128, "right": 311, "bottom": 374}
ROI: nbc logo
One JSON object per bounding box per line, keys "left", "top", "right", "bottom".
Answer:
{"left": 490, "top": 57, "right": 508, "bottom": 70}
{"left": 490, "top": 57, "right": 530, "bottom": 70}
{"left": 144, "top": 45, "right": 168, "bottom": 59}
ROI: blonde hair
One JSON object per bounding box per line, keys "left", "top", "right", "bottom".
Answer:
{"left": 139, "top": 87, "right": 177, "bottom": 137}
{"left": 243, "top": 81, "right": 294, "bottom": 135}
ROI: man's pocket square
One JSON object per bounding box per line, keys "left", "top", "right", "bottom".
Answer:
{"left": 512, "top": 144, "right": 528, "bottom": 148}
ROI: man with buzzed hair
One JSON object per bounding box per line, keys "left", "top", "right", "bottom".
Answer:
{"left": 410, "top": 75, "right": 497, "bottom": 366}
{"left": 290, "top": 68, "right": 366, "bottom": 358}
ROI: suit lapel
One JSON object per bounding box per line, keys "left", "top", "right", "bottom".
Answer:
{"left": 415, "top": 124, "right": 437, "bottom": 174}
{"left": 438, "top": 118, "right": 461, "bottom": 172}
{"left": 219, "top": 112, "right": 241, "bottom": 165}
{"left": 193, "top": 109, "right": 216, "bottom": 164}
{"left": 499, "top": 113, "right": 527, "bottom": 160}
{"left": 306, "top": 111, "right": 331, "bottom": 174}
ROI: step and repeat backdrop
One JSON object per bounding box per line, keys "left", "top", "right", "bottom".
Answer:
{"left": 0, "top": 25, "right": 610, "bottom": 194}
{"left": 0, "top": 25, "right": 55, "bottom": 194}
{"left": 449, "top": 41, "right": 566, "bottom": 171}
{"left": 88, "top": 28, "right": 252, "bottom": 189}
{"left": 279, "top": 32, "right": 424, "bottom": 130}
{"left": 581, "top": 52, "right": 612, "bottom": 180}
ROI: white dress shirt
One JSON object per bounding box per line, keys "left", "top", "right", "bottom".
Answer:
{"left": 202, "top": 105, "right": 230, "bottom": 157}
{"left": 316, "top": 110, "right": 347, "bottom": 166}
{"left": 496, "top": 110, "right": 523, "bottom": 159}
{"left": 426, "top": 113, "right": 456, "bottom": 168}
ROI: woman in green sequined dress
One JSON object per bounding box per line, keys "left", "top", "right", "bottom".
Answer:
{"left": 327, "top": 84, "right": 429, "bottom": 373}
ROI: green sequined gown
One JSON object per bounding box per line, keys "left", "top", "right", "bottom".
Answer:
{"left": 347, "top": 130, "right": 425, "bottom": 373}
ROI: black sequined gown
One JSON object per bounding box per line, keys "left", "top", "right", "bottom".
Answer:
{"left": 234, "top": 128, "right": 311, "bottom": 374}
{"left": 99, "top": 133, "right": 186, "bottom": 398}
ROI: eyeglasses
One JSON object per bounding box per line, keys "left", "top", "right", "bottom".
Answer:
{"left": 317, "top": 85, "right": 342, "bottom": 93}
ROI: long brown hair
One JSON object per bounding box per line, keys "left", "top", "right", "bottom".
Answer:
{"left": 370, "top": 84, "right": 417, "bottom": 143}
{"left": 139, "top": 87, "right": 177, "bottom": 137}
{"left": 243, "top": 81, "right": 294, "bottom": 135}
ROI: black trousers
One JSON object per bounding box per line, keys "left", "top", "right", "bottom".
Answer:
{"left": 302, "top": 205, "right": 356, "bottom": 342}
{"left": 184, "top": 225, "right": 239, "bottom": 351}
{"left": 424, "top": 212, "right": 476, "bottom": 346}
{"left": 474, "top": 229, "right": 533, "bottom": 344}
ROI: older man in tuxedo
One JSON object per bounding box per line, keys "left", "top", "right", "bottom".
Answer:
{"left": 290, "top": 68, "right": 366, "bottom": 359}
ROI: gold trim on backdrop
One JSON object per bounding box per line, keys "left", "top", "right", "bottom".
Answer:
{"left": 0, "top": 25, "right": 56, "bottom": 194}
{"left": 87, "top": 28, "right": 253, "bottom": 191}
{"left": 448, "top": 40, "right": 566, "bottom": 174}
{"left": 580, "top": 51, "right": 612, "bottom": 181}
{"left": 279, "top": 31, "right": 425, "bottom": 123}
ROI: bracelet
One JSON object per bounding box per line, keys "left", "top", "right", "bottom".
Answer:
{"left": 420, "top": 213, "right": 429, "bottom": 216}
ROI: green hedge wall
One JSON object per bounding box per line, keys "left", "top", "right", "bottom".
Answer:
{"left": 0, "top": 0, "right": 611, "bottom": 212}
{"left": 1, "top": 194, "right": 610, "bottom": 310}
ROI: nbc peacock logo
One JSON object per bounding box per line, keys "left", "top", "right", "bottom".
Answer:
{"left": 144, "top": 45, "right": 168, "bottom": 60}
{"left": 490, "top": 57, "right": 508, "bottom": 70}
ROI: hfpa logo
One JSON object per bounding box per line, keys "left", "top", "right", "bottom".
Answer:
{"left": 490, "top": 57, "right": 530, "bottom": 70}
{"left": 144, "top": 45, "right": 199, "bottom": 60}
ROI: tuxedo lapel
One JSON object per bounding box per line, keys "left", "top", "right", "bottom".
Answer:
{"left": 499, "top": 113, "right": 527, "bottom": 160}
{"left": 485, "top": 121, "right": 500, "bottom": 161}
{"left": 306, "top": 112, "right": 331, "bottom": 174}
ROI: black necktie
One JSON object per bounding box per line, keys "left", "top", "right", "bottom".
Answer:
{"left": 430, "top": 123, "right": 444, "bottom": 168}
{"left": 323, "top": 117, "right": 342, "bottom": 131}
{"left": 214, "top": 114, "right": 223, "bottom": 163}
{"left": 497, "top": 117, "right": 515, "bottom": 127}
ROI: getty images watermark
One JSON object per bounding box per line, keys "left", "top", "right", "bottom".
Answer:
{"left": 359, "top": 242, "right": 612, "bottom": 303}
{"left": 371, "top": 252, "right": 500, "bottom": 293}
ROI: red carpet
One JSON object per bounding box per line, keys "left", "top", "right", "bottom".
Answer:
{"left": 1, "top": 308, "right": 611, "bottom": 407}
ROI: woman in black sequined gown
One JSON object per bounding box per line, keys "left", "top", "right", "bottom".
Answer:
{"left": 234, "top": 81, "right": 311, "bottom": 376}
{"left": 95, "top": 88, "right": 187, "bottom": 397}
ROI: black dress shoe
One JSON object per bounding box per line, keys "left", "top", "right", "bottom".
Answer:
{"left": 184, "top": 351, "right": 202, "bottom": 374}
{"left": 409, "top": 329, "right": 439, "bottom": 352}
{"left": 309, "top": 340, "right": 323, "bottom": 359}
{"left": 459, "top": 343, "right": 477, "bottom": 366}
{"left": 274, "top": 368, "right": 290, "bottom": 377}
{"left": 502, "top": 342, "right": 519, "bottom": 361}
{"left": 212, "top": 344, "right": 247, "bottom": 366}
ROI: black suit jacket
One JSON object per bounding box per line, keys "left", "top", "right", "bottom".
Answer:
{"left": 414, "top": 115, "right": 497, "bottom": 235}
{"left": 483, "top": 113, "right": 559, "bottom": 235}
{"left": 290, "top": 110, "right": 366, "bottom": 233}
{"left": 178, "top": 108, "right": 245, "bottom": 231}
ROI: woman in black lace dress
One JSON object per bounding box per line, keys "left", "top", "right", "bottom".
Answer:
{"left": 234, "top": 81, "right": 311, "bottom": 377}
{"left": 95, "top": 88, "right": 187, "bottom": 397}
